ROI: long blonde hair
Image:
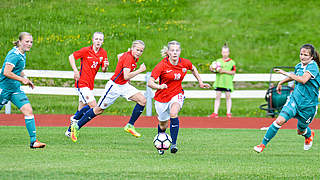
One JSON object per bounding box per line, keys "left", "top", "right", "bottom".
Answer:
{"left": 13, "top": 32, "right": 32, "bottom": 47}
{"left": 161, "top": 40, "right": 180, "bottom": 58}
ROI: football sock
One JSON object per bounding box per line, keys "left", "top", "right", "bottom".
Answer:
{"left": 158, "top": 124, "right": 166, "bottom": 133}
{"left": 77, "top": 108, "right": 97, "bottom": 129}
{"left": 25, "top": 115, "right": 37, "bottom": 143}
{"left": 302, "top": 127, "right": 312, "bottom": 138}
{"left": 128, "top": 103, "right": 145, "bottom": 125}
{"left": 74, "top": 105, "right": 90, "bottom": 120}
{"left": 262, "top": 121, "right": 281, "bottom": 146}
{"left": 170, "top": 117, "right": 179, "bottom": 145}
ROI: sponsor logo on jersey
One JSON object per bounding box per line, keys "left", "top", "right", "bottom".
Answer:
{"left": 87, "top": 56, "right": 93, "bottom": 59}
{"left": 100, "top": 57, "right": 103, "bottom": 62}
{"left": 166, "top": 70, "right": 172, "bottom": 73}
{"left": 182, "top": 68, "right": 187, "bottom": 73}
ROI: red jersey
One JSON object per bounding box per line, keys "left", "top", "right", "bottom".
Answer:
{"left": 73, "top": 46, "right": 108, "bottom": 90}
{"left": 151, "top": 57, "right": 193, "bottom": 103}
{"left": 111, "top": 51, "right": 139, "bottom": 85}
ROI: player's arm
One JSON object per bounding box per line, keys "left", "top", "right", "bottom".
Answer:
{"left": 69, "top": 54, "right": 80, "bottom": 81}
{"left": 3, "top": 64, "right": 34, "bottom": 89}
{"left": 190, "top": 65, "right": 210, "bottom": 88}
{"left": 219, "top": 65, "right": 236, "bottom": 75}
{"left": 274, "top": 68, "right": 310, "bottom": 84}
{"left": 123, "top": 63, "right": 146, "bottom": 80}
{"left": 101, "top": 59, "right": 109, "bottom": 72}
{"left": 147, "top": 77, "right": 167, "bottom": 89}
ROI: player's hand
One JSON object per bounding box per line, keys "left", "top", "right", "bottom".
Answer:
{"left": 274, "top": 68, "right": 287, "bottom": 75}
{"left": 74, "top": 71, "right": 80, "bottom": 81}
{"left": 22, "top": 78, "right": 34, "bottom": 89}
{"left": 139, "top": 63, "right": 146, "bottom": 73}
{"left": 104, "top": 60, "right": 109, "bottom": 67}
{"left": 276, "top": 83, "right": 282, "bottom": 94}
{"left": 200, "top": 83, "right": 211, "bottom": 89}
{"left": 159, "top": 84, "right": 168, "bottom": 89}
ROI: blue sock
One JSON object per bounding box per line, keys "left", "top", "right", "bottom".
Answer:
{"left": 158, "top": 124, "right": 166, "bottom": 133}
{"left": 25, "top": 116, "right": 37, "bottom": 143}
{"left": 170, "top": 117, "right": 179, "bottom": 145}
{"left": 302, "top": 127, "right": 312, "bottom": 138}
{"left": 77, "top": 108, "right": 97, "bottom": 129}
{"left": 74, "top": 105, "right": 90, "bottom": 120}
{"left": 128, "top": 103, "right": 145, "bottom": 125}
{"left": 262, "top": 121, "right": 281, "bottom": 146}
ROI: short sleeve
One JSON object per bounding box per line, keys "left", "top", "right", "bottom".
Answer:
{"left": 5, "top": 53, "right": 19, "bottom": 67}
{"left": 184, "top": 59, "right": 193, "bottom": 70}
{"left": 306, "top": 62, "right": 319, "bottom": 79}
{"left": 151, "top": 62, "right": 163, "bottom": 80}
{"left": 73, "top": 47, "right": 86, "bottom": 60}
{"left": 121, "top": 53, "right": 132, "bottom": 69}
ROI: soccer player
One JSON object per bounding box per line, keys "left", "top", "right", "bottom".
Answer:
{"left": 65, "top": 32, "right": 109, "bottom": 137}
{"left": 0, "top": 32, "right": 46, "bottom": 148}
{"left": 209, "top": 43, "right": 236, "bottom": 118}
{"left": 254, "top": 44, "right": 319, "bottom": 153}
{"left": 148, "top": 40, "right": 210, "bottom": 154}
{"left": 70, "top": 40, "right": 146, "bottom": 142}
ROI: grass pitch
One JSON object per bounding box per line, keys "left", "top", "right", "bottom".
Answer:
{"left": 0, "top": 127, "right": 319, "bottom": 179}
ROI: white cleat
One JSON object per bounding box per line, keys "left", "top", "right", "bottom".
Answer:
{"left": 65, "top": 130, "right": 71, "bottom": 137}
{"left": 304, "top": 130, "right": 315, "bottom": 151}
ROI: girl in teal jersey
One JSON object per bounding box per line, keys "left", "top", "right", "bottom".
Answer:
{"left": 0, "top": 32, "right": 46, "bottom": 148}
{"left": 254, "top": 44, "right": 319, "bottom": 153}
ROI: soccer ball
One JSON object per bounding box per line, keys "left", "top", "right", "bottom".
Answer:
{"left": 210, "top": 61, "right": 221, "bottom": 72}
{"left": 153, "top": 133, "right": 172, "bottom": 150}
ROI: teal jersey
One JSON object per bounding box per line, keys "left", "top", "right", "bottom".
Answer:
{"left": 0, "top": 47, "right": 26, "bottom": 92}
{"left": 291, "top": 60, "right": 320, "bottom": 108}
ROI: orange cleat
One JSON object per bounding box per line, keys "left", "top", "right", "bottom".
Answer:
{"left": 253, "top": 144, "right": 265, "bottom": 153}
{"left": 30, "top": 140, "right": 46, "bottom": 149}
{"left": 304, "top": 130, "right": 315, "bottom": 151}
{"left": 227, "top": 113, "right": 232, "bottom": 118}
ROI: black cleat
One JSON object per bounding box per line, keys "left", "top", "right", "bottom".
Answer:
{"left": 170, "top": 144, "right": 178, "bottom": 153}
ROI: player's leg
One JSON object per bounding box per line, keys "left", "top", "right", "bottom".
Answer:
{"left": 169, "top": 102, "right": 181, "bottom": 153}
{"left": 209, "top": 90, "right": 221, "bottom": 118}
{"left": 12, "top": 92, "right": 45, "bottom": 148}
{"left": 296, "top": 107, "right": 316, "bottom": 150}
{"left": 225, "top": 91, "right": 232, "bottom": 118}
{"left": 70, "top": 81, "right": 118, "bottom": 142}
{"left": 155, "top": 100, "right": 170, "bottom": 155}
{"left": 123, "top": 84, "right": 146, "bottom": 137}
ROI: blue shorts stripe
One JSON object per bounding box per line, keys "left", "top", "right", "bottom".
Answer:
{"left": 98, "top": 85, "right": 113, "bottom": 107}
{"left": 78, "top": 88, "right": 87, "bottom": 104}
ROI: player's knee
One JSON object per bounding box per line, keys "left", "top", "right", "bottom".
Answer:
{"left": 160, "top": 121, "right": 168, "bottom": 130}
{"left": 297, "top": 129, "right": 304, "bottom": 135}
{"left": 94, "top": 107, "right": 104, "bottom": 115}
{"left": 275, "top": 118, "right": 285, "bottom": 126}
{"left": 139, "top": 96, "right": 146, "bottom": 106}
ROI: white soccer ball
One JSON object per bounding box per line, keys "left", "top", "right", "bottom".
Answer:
{"left": 210, "top": 61, "right": 221, "bottom": 72}
{"left": 153, "top": 133, "right": 172, "bottom": 150}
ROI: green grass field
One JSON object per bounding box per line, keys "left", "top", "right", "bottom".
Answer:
{"left": 1, "top": 0, "right": 320, "bottom": 73}
{"left": 0, "top": 127, "right": 319, "bottom": 179}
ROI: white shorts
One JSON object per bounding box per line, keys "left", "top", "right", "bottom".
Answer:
{"left": 97, "top": 80, "right": 140, "bottom": 109}
{"left": 155, "top": 93, "right": 185, "bottom": 122}
{"left": 76, "top": 87, "right": 95, "bottom": 104}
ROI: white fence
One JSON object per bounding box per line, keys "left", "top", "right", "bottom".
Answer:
{"left": 4, "top": 70, "right": 286, "bottom": 115}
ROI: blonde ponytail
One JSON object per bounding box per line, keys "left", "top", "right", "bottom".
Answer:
{"left": 160, "top": 40, "right": 180, "bottom": 58}
{"left": 12, "top": 32, "right": 32, "bottom": 47}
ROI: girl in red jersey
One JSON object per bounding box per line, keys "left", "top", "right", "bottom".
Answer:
{"left": 65, "top": 32, "right": 109, "bottom": 137}
{"left": 70, "top": 40, "right": 146, "bottom": 142}
{"left": 148, "top": 41, "right": 210, "bottom": 154}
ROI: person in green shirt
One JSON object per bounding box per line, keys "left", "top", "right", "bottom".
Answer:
{"left": 209, "top": 43, "right": 236, "bottom": 118}
{"left": 0, "top": 32, "right": 46, "bottom": 148}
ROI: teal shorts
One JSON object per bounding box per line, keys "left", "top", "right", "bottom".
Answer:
{"left": 0, "top": 88, "right": 30, "bottom": 109}
{"left": 279, "top": 97, "right": 316, "bottom": 131}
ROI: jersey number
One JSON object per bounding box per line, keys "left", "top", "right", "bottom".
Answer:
{"left": 91, "top": 61, "right": 98, "bottom": 68}
{"left": 174, "top": 73, "right": 181, "bottom": 80}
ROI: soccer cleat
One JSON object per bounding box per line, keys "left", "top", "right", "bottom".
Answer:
{"left": 65, "top": 130, "right": 71, "bottom": 137}
{"left": 30, "top": 140, "right": 46, "bottom": 149}
{"left": 226, "top": 113, "right": 232, "bottom": 118}
{"left": 158, "top": 150, "right": 164, "bottom": 155}
{"left": 208, "top": 113, "right": 218, "bottom": 118}
{"left": 253, "top": 144, "right": 265, "bottom": 153}
{"left": 124, "top": 124, "right": 141, "bottom": 138}
{"left": 70, "top": 123, "right": 79, "bottom": 142}
{"left": 170, "top": 144, "right": 178, "bottom": 153}
{"left": 304, "top": 130, "right": 315, "bottom": 151}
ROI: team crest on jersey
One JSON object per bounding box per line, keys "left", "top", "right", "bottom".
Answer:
{"left": 100, "top": 57, "right": 103, "bottom": 62}
{"left": 182, "top": 68, "right": 187, "bottom": 73}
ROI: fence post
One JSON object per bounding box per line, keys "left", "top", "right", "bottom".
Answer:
{"left": 5, "top": 101, "right": 11, "bottom": 114}
{"left": 145, "top": 72, "right": 153, "bottom": 116}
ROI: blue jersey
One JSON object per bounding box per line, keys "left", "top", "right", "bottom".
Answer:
{"left": 291, "top": 60, "right": 320, "bottom": 108}
{"left": 0, "top": 47, "right": 26, "bottom": 92}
